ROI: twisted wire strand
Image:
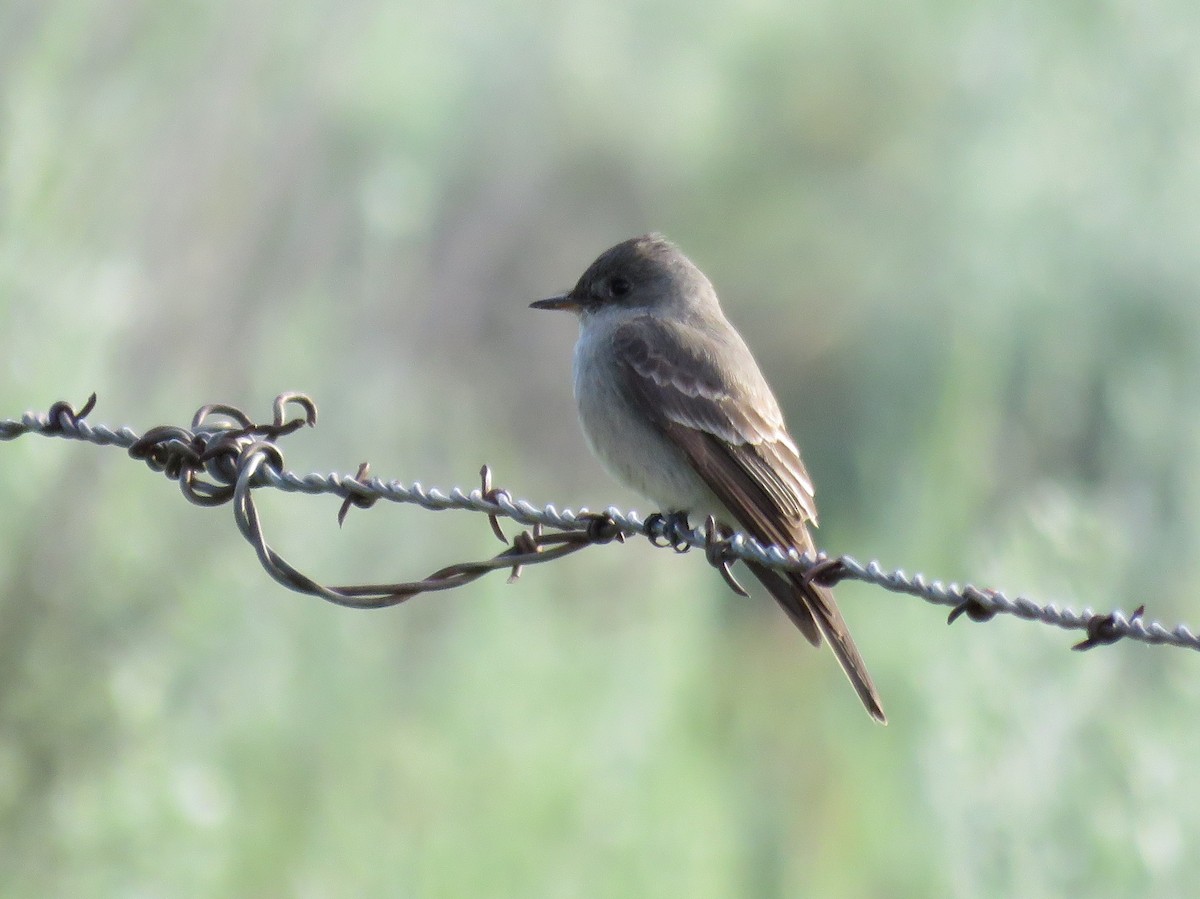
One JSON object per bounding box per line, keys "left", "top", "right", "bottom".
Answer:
{"left": 2, "top": 393, "right": 1196, "bottom": 652}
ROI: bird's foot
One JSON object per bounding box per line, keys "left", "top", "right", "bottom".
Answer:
{"left": 645, "top": 510, "right": 693, "bottom": 553}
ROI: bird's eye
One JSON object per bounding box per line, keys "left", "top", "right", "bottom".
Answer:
{"left": 609, "top": 277, "right": 631, "bottom": 297}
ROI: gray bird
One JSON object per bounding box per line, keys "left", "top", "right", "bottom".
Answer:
{"left": 532, "top": 233, "right": 885, "bottom": 724}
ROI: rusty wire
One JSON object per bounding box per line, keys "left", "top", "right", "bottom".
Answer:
{"left": 2, "top": 392, "right": 1198, "bottom": 653}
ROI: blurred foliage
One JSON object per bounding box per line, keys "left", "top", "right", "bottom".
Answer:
{"left": 3, "top": 0, "right": 1200, "bottom": 895}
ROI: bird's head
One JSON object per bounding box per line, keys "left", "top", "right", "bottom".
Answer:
{"left": 531, "top": 234, "right": 718, "bottom": 321}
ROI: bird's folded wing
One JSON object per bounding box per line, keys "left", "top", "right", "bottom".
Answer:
{"left": 611, "top": 315, "right": 819, "bottom": 539}
{"left": 612, "top": 315, "right": 887, "bottom": 723}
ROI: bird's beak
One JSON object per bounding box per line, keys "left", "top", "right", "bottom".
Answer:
{"left": 530, "top": 292, "right": 581, "bottom": 312}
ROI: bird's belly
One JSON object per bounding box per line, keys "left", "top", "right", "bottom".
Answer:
{"left": 573, "top": 341, "right": 724, "bottom": 517}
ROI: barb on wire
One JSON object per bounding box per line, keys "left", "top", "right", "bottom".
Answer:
{"left": 2, "top": 392, "right": 1198, "bottom": 654}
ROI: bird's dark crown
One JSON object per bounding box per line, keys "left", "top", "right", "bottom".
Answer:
{"left": 569, "top": 234, "right": 714, "bottom": 314}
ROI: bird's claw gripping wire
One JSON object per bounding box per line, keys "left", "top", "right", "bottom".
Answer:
{"left": 645, "top": 511, "right": 693, "bottom": 552}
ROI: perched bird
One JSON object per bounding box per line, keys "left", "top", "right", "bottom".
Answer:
{"left": 531, "top": 234, "right": 885, "bottom": 723}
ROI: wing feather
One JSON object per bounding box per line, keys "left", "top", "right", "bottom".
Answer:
{"left": 612, "top": 317, "right": 819, "bottom": 530}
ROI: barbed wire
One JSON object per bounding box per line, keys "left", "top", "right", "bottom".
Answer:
{"left": 1, "top": 392, "right": 1196, "bottom": 653}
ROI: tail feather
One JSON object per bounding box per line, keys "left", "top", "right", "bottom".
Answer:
{"left": 793, "top": 574, "right": 887, "bottom": 724}
{"left": 748, "top": 561, "right": 886, "bottom": 725}
{"left": 746, "top": 561, "right": 820, "bottom": 647}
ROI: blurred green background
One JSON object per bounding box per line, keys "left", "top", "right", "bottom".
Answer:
{"left": 3, "top": 0, "right": 1200, "bottom": 896}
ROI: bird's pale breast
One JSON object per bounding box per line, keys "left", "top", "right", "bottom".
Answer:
{"left": 572, "top": 318, "right": 726, "bottom": 517}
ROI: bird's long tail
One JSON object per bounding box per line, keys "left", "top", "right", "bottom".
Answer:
{"left": 747, "top": 560, "right": 887, "bottom": 725}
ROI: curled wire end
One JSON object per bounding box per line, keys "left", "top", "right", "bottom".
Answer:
{"left": 235, "top": 440, "right": 285, "bottom": 476}
{"left": 128, "top": 426, "right": 201, "bottom": 474}
{"left": 192, "top": 403, "right": 254, "bottom": 430}
{"left": 948, "top": 589, "right": 999, "bottom": 625}
{"left": 479, "top": 464, "right": 511, "bottom": 544}
{"left": 338, "top": 462, "right": 376, "bottom": 527}
{"left": 246, "top": 394, "right": 318, "bottom": 439}
{"left": 44, "top": 393, "right": 98, "bottom": 434}
{"left": 801, "top": 556, "right": 850, "bottom": 590}
{"left": 272, "top": 392, "right": 318, "bottom": 433}
{"left": 1073, "top": 604, "right": 1145, "bottom": 651}
{"left": 581, "top": 512, "right": 624, "bottom": 544}
{"left": 508, "top": 524, "right": 542, "bottom": 582}
{"left": 703, "top": 515, "right": 750, "bottom": 598}
{"left": 947, "top": 600, "right": 992, "bottom": 625}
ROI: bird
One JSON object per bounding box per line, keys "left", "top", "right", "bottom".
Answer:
{"left": 531, "top": 233, "right": 885, "bottom": 723}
